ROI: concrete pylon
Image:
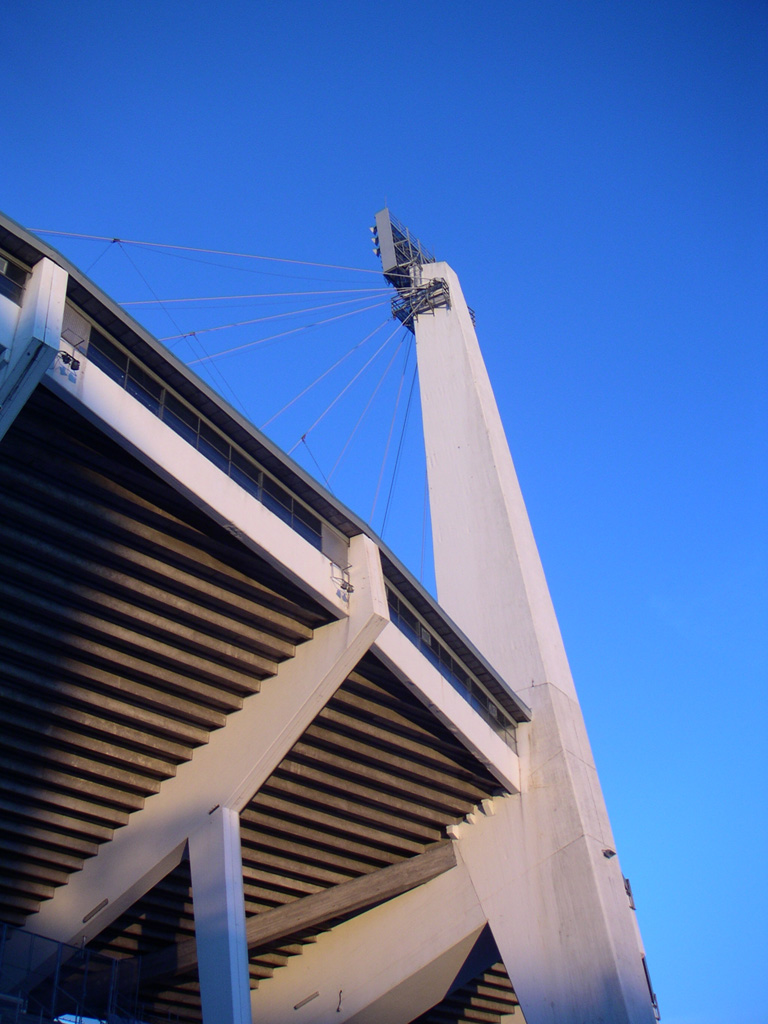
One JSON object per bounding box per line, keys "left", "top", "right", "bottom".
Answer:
{"left": 412, "top": 261, "right": 656, "bottom": 1024}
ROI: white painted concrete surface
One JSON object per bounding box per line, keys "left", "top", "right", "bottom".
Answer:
{"left": 249, "top": 861, "right": 487, "bottom": 1024}
{"left": 190, "top": 807, "right": 252, "bottom": 1024}
{"left": 46, "top": 360, "right": 350, "bottom": 618}
{"left": 0, "top": 258, "right": 66, "bottom": 441}
{"left": 413, "top": 261, "right": 655, "bottom": 1024}
{"left": 373, "top": 621, "right": 520, "bottom": 794}
{"left": 3, "top": 248, "right": 656, "bottom": 1023}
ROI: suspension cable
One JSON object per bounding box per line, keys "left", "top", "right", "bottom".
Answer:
{"left": 121, "top": 286, "right": 390, "bottom": 305}
{"left": 117, "top": 242, "right": 248, "bottom": 415}
{"left": 300, "top": 436, "right": 334, "bottom": 494}
{"left": 30, "top": 229, "right": 383, "bottom": 274}
{"left": 287, "top": 321, "right": 403, "bottom": 455}
{"left": 85, "top": 239, "right": 117, "bottom": 274}
{"left": 157, "top": 294, "right": 392, "bottom": 342}
{"left": 327, "top": 334, "right": 406, "bottom": 482}
{"left": 370, "top": 333, "right": 413, "bottom": 522}
{"left": 380, "top": 363, "right": 419, "bottom": 538}
{"left": 186, "top": 300, "right": 390, "bottom": 364}
{"left": 261, "top": 316, "right": 393, "bottom": 430}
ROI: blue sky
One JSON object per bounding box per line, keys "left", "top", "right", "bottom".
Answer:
{"left": 4, "top": 2, "right": 767, "bottom": 1020}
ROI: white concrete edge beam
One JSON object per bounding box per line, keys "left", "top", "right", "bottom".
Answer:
{"left": 249, "top": 859, "right": 487, "bottom": 1024}
{"left": 142, "top": 842, "right": 457, "bottom": 982}
{"left": 373, "top": 623, "right": 520, "bottom": 794}
{"left": 44, "top": 362, "right": 349, "bottom": 617}
{"left": 0, "top": 259, "right": 66, "bottom": 442}
{"left": 13, "top": 257, "right": 67, "bottom": 354}
{"left": 225, "top": 531, "right": 389, "bottom": 812}
{"left": 15, "top": 533, "right": 388, "bottom": 951}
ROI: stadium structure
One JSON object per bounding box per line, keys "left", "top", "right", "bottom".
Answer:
{"left": 0, "top": 208, "right": 658, "bottom": 1024}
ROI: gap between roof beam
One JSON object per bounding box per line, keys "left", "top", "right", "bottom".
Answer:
{"left": 9, "top": 534, "right": 388, "bottom": 959}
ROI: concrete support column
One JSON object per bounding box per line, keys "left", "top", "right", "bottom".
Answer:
{"left": 189, "top": 806, "right": 251, "bottom": 1024}
{"left": 0, "top": 257, "right": 66, "bottom": 442}
{"left": 413, "top": 262, "right": 655, "bottom": 1024}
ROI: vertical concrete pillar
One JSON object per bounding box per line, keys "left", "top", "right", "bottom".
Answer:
{"left": 0, "top": 257, "right": 66, "bottom": 442}
{"left": 189, "top": 807, "right": 252, "bottom": 1024}
{"left": 413, "top": 262, "right": 655, "bottom": 1024}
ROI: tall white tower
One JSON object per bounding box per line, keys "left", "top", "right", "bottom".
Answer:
{"left": 373, "top": 210, "right": 658, "bottom": 1024}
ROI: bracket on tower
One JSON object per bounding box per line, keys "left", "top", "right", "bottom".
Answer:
{"left": 391, "top": 276, "right": 451, "bottom": 329}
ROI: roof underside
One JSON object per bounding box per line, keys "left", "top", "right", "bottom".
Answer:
{"left": 0, "top": 385, "right": 517, "bottom": 1023}
{"left": 0, "top": 386, "right": 330, "bottom": 929}
{"left": 412, "top": 962, "right": 521, "bottom": 1024}
{"left": 86, "top": 656, "right": 502, "bottom": 1023}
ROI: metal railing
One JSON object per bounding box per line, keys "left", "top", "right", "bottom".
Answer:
{"left": 0, "top": 925, "right": 142, "bottom": 1024}
{"left": 84, "top": 329, "right": 325, "bottom": 550}
{"left": 386, "top": 586, "right": 518, "bottom": 752}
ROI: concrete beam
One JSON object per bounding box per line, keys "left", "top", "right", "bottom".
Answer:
{"left": 45, "top": 361, "right": 349, "bottom": 617}
{"left": 0, "top": 258, "right": 66, "bottom": 442}
{"left": 456, "top": 795, "right": 653, "bottom": 1024}
{"left": 413, "top": 261, "right": 656, "bottom": 1023}
{"left": 373, "top": 621, "right": 520, "bottom": 793}
{"left": 14, "top": 533, "right": 388, "bottom": 954}
{"left": 140, "top": 842, "right": 456, "bottom": 982}
{"left": 188, "top": 807, "right": 251, "bottom": 1024}
{"left": 249, "top": 855, "right": 487, "bottom": 1024}
{"left": 0, "top": 484, "right": 313, "bottom": 643}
